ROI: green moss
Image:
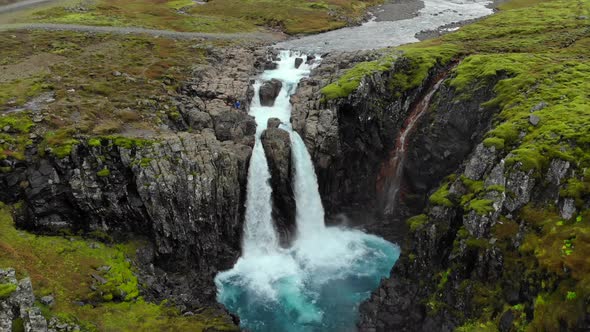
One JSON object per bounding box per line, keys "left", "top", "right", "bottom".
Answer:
{"left": 321, "top": 56, "right": 396, "bottom": 100}
{"left": 0, "top": 282, "right": 17, "bottom": 299}
{"left": 0, "top": 114, "right": 34, "bottom": 160}
{"left": 467, "top": 199, "right": 495, "bottom": 215}
{"left": 560, "top": 178, "right": 590, "bottom": 207}
{"left": 96, "top": 168, "right": 111, "bottom": 177}
{"left": 485, "top": 185, "right": 506, "bottom": 193}
{"left": 139, "top": 158, "right": 153, "bottom": 167}
{"left": 0, "top": 114, "right": 34, "bottom": 134}
{"left": 455, "top": 321, "right": 498, "bottom": 332}
{"left": 12, "top": 317, "right": 24, "bottom": 332}
{"left": 429, "top": 182, "right": 454, "bottom": 207}
{"left": 437, "top": 268, "right": 451, "bottom": 290}
{"left": 88, "top": 138, "right": 102, "bottom": 147}
{"left": 461, "top": 176, "right": 485, "bottom": 194}
{"left": 322, "top": 43, "right": 458, "bottom": 100}
{"left": 43, "top": 130, "right": 79, "bottom": 159}
{"left": 407, "top": 214, "right": 428, "bottom": 232}
{"left": 482, "top": 137, "right": 505, "bottom": 150}
{"left": 566, "top": 291, "right": 577, "bottom": 301}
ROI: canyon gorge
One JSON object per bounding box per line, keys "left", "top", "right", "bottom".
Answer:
{"left": 0, "top": 0, "right": 589, "bottom": 331}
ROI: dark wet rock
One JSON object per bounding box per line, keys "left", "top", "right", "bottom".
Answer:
{"left": 503, "top": 164, "right": 535, "bottom": 212}
{"left": 264, "top": 61, "right": 278, "bottom": 70}
{"left": 183, "top": 109, "right": 213, "bottom": 131}
{"left": 499, "top": 309, "right": 515, "bottom": 332}
{"left": 463, "top": 144, "right": 498, "bottom": 180}
{"left": 261, "top": 128, "right": 295, "bottom": 246}
{"left": 40, "top": 295, "right": 54, "bottom": 306}
{"left": 259, "top": 79, "right": 283, "bottom": 106}
{"left": 267, "top": 117, "right": 282, "bottom": 129}
{"left": 294, "top": 57, "right": 304, "bottom": 68}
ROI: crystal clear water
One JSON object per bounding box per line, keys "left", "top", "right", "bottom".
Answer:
{"left": 215, "top": 51, "right": 400, "bottom": 332}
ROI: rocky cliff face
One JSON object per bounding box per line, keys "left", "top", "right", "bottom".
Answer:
{"left": 291, "top": 51, "right": 438, "bottom": 217}
{"left": 0, "top": 46, "right": 275, "bottom": 307}
{"left": 356, "top": 63, "right": 590, "bottom": 330}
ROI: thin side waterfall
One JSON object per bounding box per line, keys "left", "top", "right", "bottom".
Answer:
{"left": 215, "top": 51, "right": 400, "bottom": 332}
{"left": 377, "top": 76, "right": 447, "bottom": 215}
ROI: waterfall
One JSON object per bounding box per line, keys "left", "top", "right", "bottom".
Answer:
{"left": 215, "top": 51, "right": 400, "bottom": 332}
{"left": 290, "top": 132, "right": 325, "bottom": 237}
{"left": 241, "top": 50, "right": 318, "bottom": 256}
{"left": 242, "top": 140, "right": 279, "bottom": 256}
{"left": 377, "top": 76, "right": 447, "bottom": 215}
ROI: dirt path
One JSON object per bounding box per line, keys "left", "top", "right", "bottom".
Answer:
{"left": 0, "top": 22, "right": 287, "bottom": 41}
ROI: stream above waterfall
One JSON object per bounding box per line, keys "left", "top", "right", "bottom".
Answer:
{"left": 214, "top": 51, "right": 400, "bottom": 331}
{"left": 275, "top": 0, "right": 493, "bottom": 52}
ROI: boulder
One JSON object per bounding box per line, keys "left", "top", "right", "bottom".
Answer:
{"left": 267, "top": 117, "right": 282, "bottom": 129}
{"left": 294, "top": 57, "right": 304, "bottom": 68}
{"left": 259, "top": 79, "right": 282, "bottom": 106}
{"left": 261, "top": 128, "right": 295, "bottom": 246}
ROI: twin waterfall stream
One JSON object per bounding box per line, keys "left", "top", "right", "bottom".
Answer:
{"left": 215, "top": 51, "right": 400, "bottom": 331}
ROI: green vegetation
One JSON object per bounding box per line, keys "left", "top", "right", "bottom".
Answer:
{"left": 0, "top": 202, "right": 237, "bottom": 331}
{"left": 0, "top": 30, "right": 205, "bottom": 162}
{"left": 96, "top": 168, "right": 111, "bottom": 177}
{"left": 429, "top": 182, "right": 453, "bottom": 207}
{"left": 24, "top": 0, "right": 381, "bottom": 35}
{"left": 321, "top": 42, "right": 459, "bottom": 100}
{"left": 407, "top": 214, "right": 428, "bottom": 232}
{"left": 467, "top": 199, "right": 495, "bottom": 215}
{"left": 0, "top": 113, "right": 34, "bottom": 160}
{"left": 0, "top": 282, "right": 17, "bottom": 299}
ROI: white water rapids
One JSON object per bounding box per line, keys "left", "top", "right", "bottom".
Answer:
{"left": 215, "top": 51, "right": 399, "bottom": 331}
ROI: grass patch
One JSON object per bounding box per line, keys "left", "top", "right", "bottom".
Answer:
{"left": 26, "top": 0, "right": 381, "bottom": 35}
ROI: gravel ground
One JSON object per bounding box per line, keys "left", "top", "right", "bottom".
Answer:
{"left": 0, "top": 23, "right": 287, "bottom": 41}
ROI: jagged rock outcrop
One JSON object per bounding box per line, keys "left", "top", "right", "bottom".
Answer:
{"left": 1, "top": 268, "right": 83, "bottom": 332}
{"left": 1, "top": 268, "right": 48, "bottom": 332}
{"left": 291, "top": 51, "right": 433, "bottom": 216}
{"left": 261, "top": 126, "right": 295, "bottom": 246}
{"left": 259, "top": 79, "right": 283, "bottom": 106}
{"left": 15, "top": 131, "right": 251, "bottom": 304}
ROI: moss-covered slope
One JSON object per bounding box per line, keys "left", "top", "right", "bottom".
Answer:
{"left": 346, "top": 0, "right": 590, "bottom": 330}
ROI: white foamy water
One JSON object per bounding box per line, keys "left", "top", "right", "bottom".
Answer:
{"left": 275, "top": 0, "right": 493, "bottom": 52}
{"left": 215, "top": 51, "right": 400, "bottom": 331}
